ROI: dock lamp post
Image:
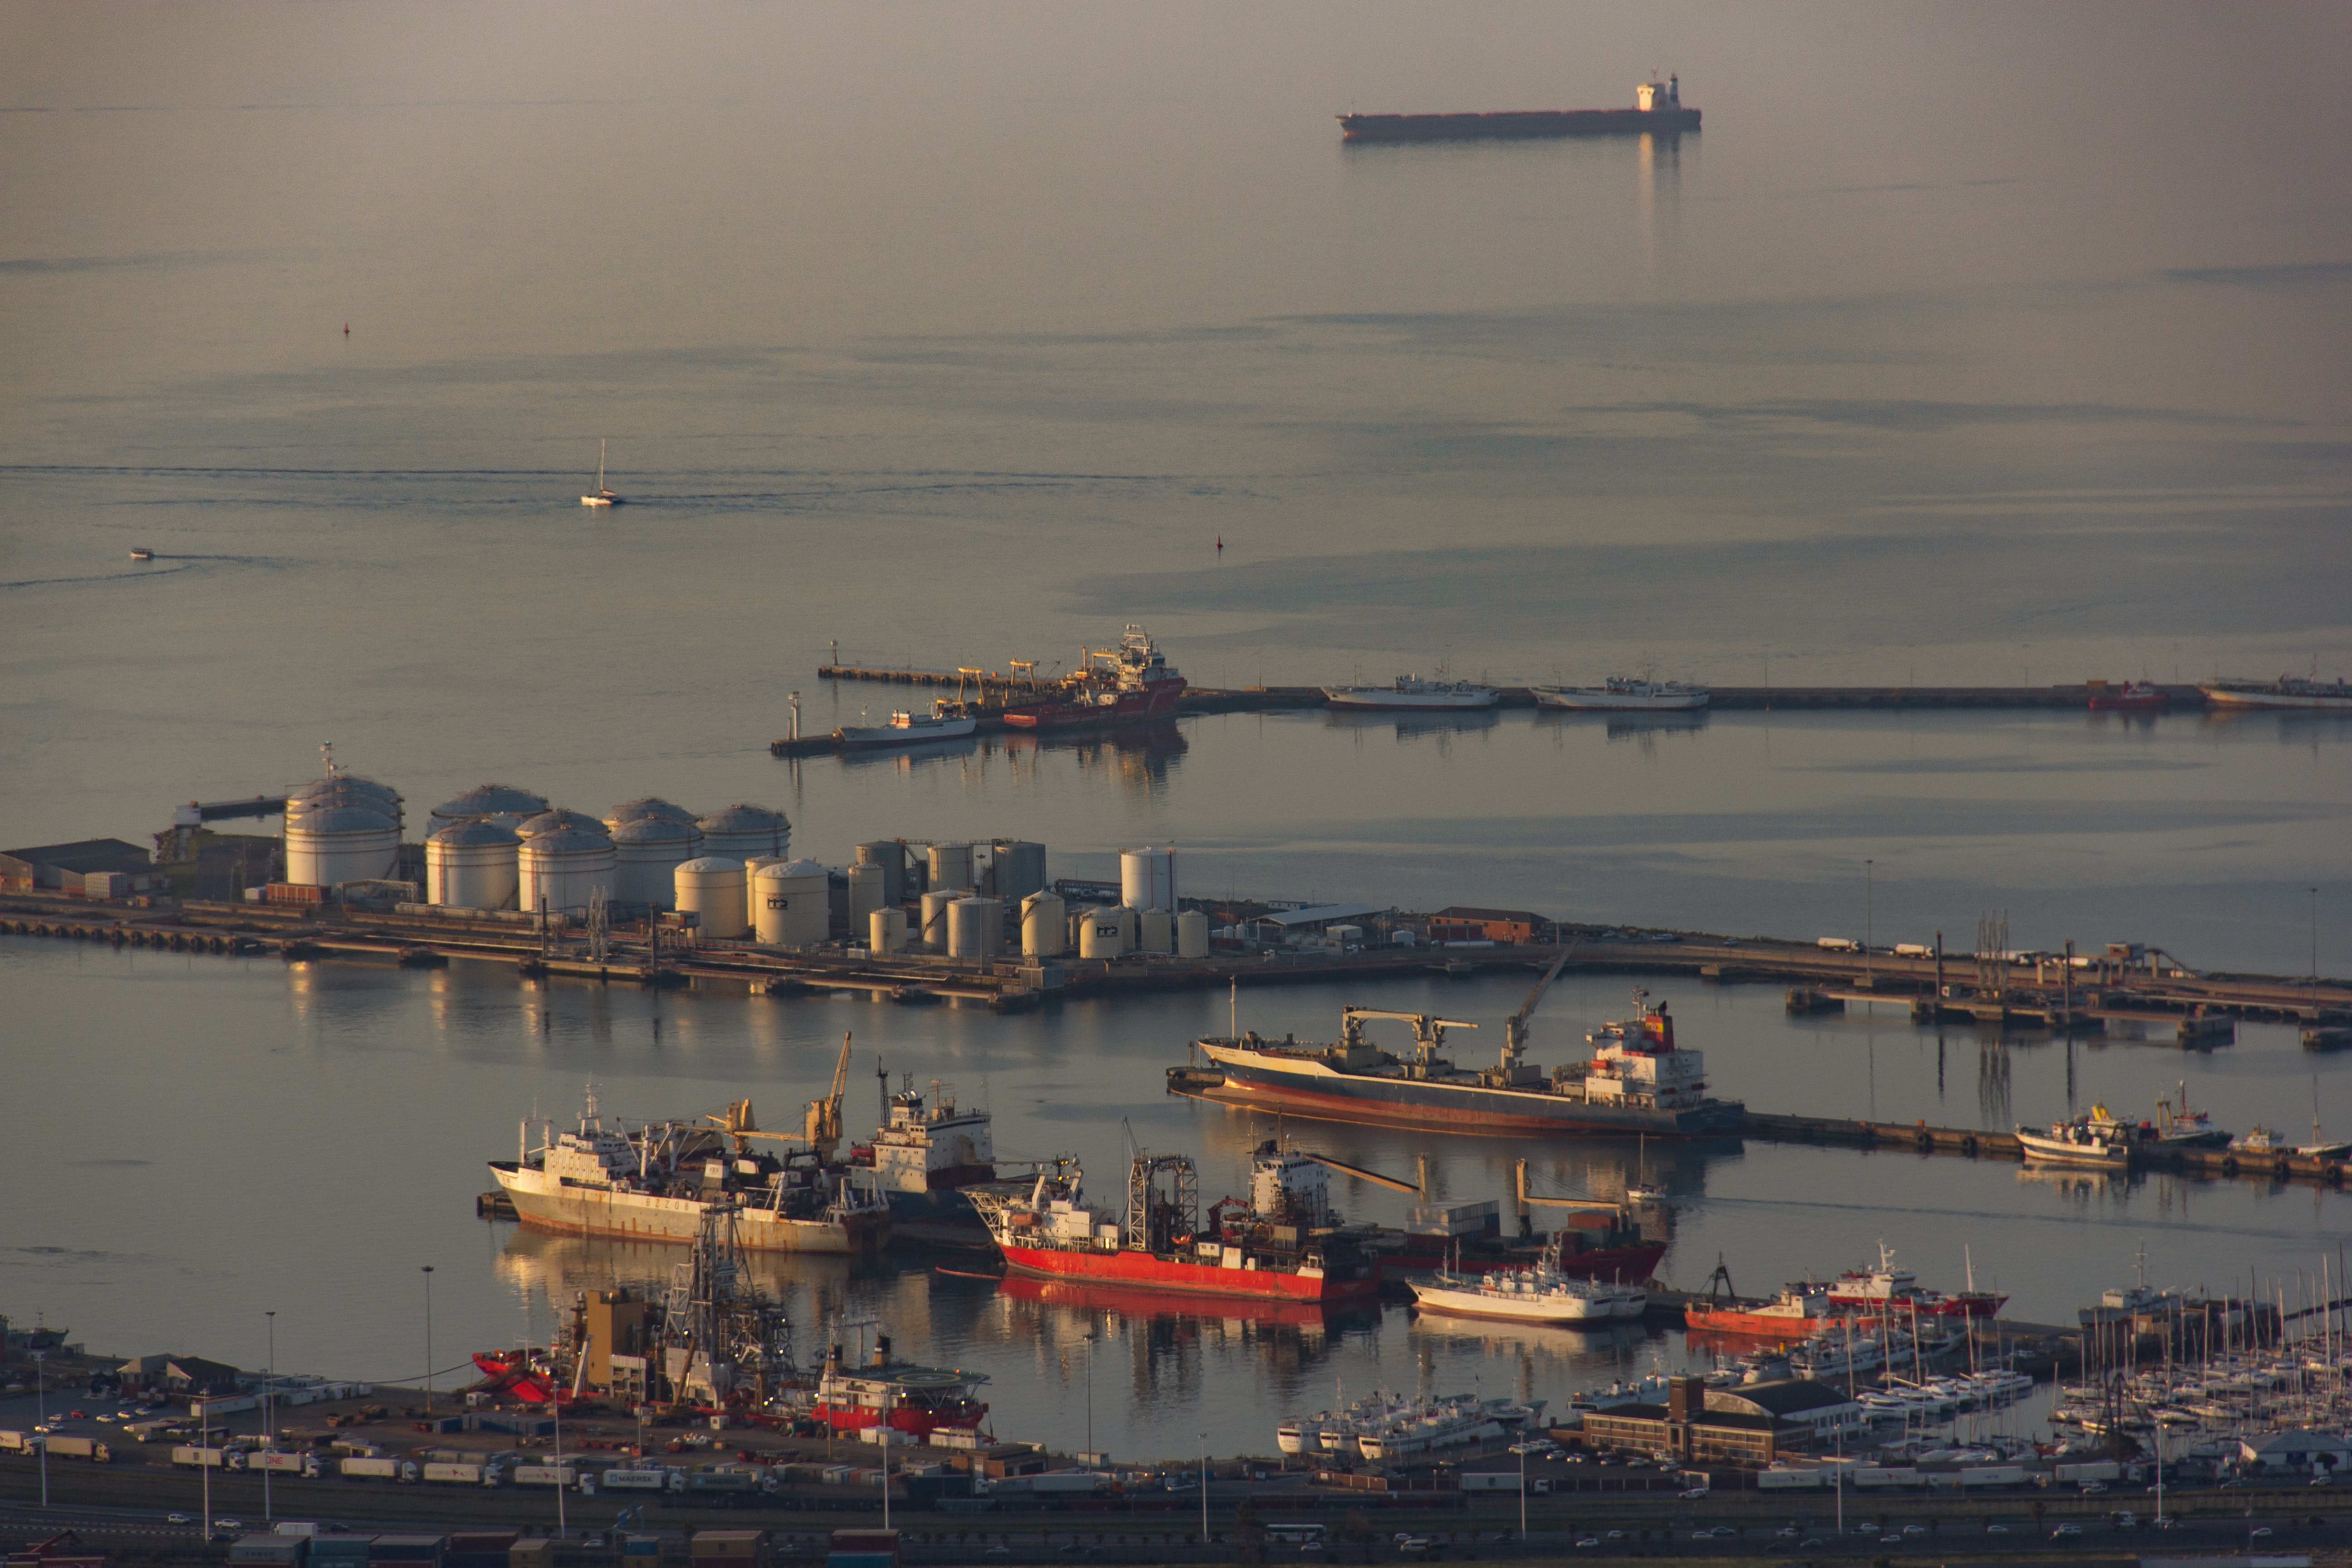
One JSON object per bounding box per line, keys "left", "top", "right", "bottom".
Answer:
{"left": 31, "top": 1351, "right": 46, "bottom": 1509}
{"left": 1082, "top": 1330, "right": 1096, "bottom": 1465}
{"left": 1199, "top": 1432, "right": 1209, "bottom": 1543}
{"left": 1864, "top": 859, "right": 1874, "bottom": 984}
{"left": 264, "top": 1311, "right": 276, "bottom": 1523}
{"left": 1518, "top": 1439, "right": 1528, "bottom": 1541}
{"left": 420, "top": 1265, "right": 435, "bottom": 1418}
{"left": 197, "top": 1397, "right": 211, "bottom": 1539}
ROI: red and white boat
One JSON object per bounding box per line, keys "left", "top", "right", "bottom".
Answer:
{"left": 1000, "top": 626, "right": 1186, "bottom": 730}
{"left": 1825, "top": 1243, "right": 2004, "bottom": 1320}
{"left": 1681, "top": 1284, "right": 1837, "bottom": 1340}
{"left": 2086, "top": 680, "right": 2169, "bottom": 713}
{"left": 970, "top": 1143, "right": 1382, "bottom": 1305}
{"left": 808, "top": 1334, "right": 990, "bottom": 1441}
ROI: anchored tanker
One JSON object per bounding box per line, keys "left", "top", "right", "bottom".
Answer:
{"left": 1339, "top": 74, "right": 1700, "bottom": 143}
{"left": 1185, "top": 980, "right": 1743, "bottom": 1138}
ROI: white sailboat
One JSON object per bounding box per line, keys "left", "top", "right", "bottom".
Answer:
{"left": 580, "top": 439, "right": 622, "bottom": 507}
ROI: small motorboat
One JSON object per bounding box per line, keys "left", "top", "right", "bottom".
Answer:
{"left": 128, "top": 548, "right": 154, "bottom": 560}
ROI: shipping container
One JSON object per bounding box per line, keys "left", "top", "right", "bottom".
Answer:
{"left": 43, "top": 1435, "right": 113, "bottom": 1462}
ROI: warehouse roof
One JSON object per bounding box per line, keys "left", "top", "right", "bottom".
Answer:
{"left": 1254, "top": 903, "right": 1387, "bottom": 928}
{"left": 0, "top": 838, "right": 152, "bottom": 874}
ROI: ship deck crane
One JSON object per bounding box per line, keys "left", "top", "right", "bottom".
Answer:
{"left": 703, "top": 1031, "right": 856, "bottom": 1161}
{"left": 1340, "top": 1008, "right": 1479, "bottom": 1067}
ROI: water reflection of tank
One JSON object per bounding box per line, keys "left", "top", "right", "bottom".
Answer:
{"left": 1021, "top": 891, "right": 1067, "bottom": 957}
{"left": 697, "top": 803, "right": 790, "bottom": 862}
{"left": 674, "top": 857, "right": 747, "bottom": 939}
{"left": 515, "top": 827, "right": 616, "bottom": 916}
{"left": 426, "top": 783, "right": 547, "bottom": 838}
{"left": 612, "top": 818, "right": 700, "bottom": 909}
{"left": 869, "top": 907, "right": 908, "bottom": 955}
{"left": 1176, "top": 908, "right": 1210, "bottom": 959}
{"left": 285, "top": 804, "right": 401, "bottom": 887}
{"left": 754, "top": 858, "right": 829, "bottom": 946}
{"left": 1120, "top": 847, "right": 1176, "bottom": 912}
{"left": 426, "top": 820, "right": 520, "bottom": 909}
{"left": 948, "top": 896, "right": 1002, "bottom": 960}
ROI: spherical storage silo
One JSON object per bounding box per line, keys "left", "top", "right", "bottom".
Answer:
{"left": 516, "top": 827, "right": 616, "bottom": 916}
{"left": 1120, "top": 848, "right": 1176, "bottom": 913}
{"left": 674, "top": 858, "right": 748, "bottom": 938}
{"left": 426, "top": 821, "right": 520, "bottom": 909}
{"left": 1176, "top": 909, "right": 1210, "bottom": 959}
{"left": 1020, "top": 891, "right": 1067, "bottom": 957}
{"left": 426, "top": 783, "right": 547, "bottom": 838}
{"left": 948, "top": 897, "right": 1002, "bottom": 961}
{"left": 754, "top": 858, "right": 830, "bottom": 947}
{"left": 697, "top": 804, "right": 790, "bottom": 862}
{"left": 285, "top": 804, "right": 402, "bottom": 887}
{"left": 612, "top": 818, "right": 700, "bottom": 909}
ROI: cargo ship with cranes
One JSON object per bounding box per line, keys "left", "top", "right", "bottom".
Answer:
{"left": 998, "top": 625, "right": 1187, "bottom": 730}
{"left": 1339, "top": 74, "right": 1700, "bottom": 143}
{"left": 1180, "top": 960, "right": 1744, "bottom": 1137}
{"left": 969, "top": 1141, "right": 1384, "bottom": 1304}
{"left": 487, "top": 1039, "right": 889, "bottom": 1254}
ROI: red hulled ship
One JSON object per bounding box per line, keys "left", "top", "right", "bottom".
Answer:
{"left": 999, "top": 625, "right": 1186, "bottom": 730}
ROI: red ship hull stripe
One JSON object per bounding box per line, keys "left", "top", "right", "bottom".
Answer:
{"left": 999, "top": 1244, "right": 1377, "bottom": 1303}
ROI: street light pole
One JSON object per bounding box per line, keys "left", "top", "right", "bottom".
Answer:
{"left": 1864, "top": 858, "right": 1874, "bottom": 985}
{"left": 1082, "top": 1331, "right": 1095, "bottom": 1464}
{"left": 33, "top": 1352, "right": 47, "bottom": 1509}
{"left": 1199, "top": 1432, "right": 1209, "bottom": 1543}
{"left": 264, "top": 1311, "right": 276, "bottom": 1523}
{"left": 1518, "top": 1439, "right": 1527, "bottom": 1541}
{"left": 199, "top": 1397, "right": 211, "bottom": 1537}
{"left": 420, "top": 1266, "right": 435, "bottom": 1418}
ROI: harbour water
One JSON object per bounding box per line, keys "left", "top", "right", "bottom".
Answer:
{"left": 5, "top": 1, "right": 2351, "bottom": 1465}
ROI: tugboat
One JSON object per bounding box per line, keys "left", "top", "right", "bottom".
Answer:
{"left": 969, "top": 1142, "right": 1382, "bottom": 1304}
{"left": 999, "top": 625, "right": 1186, "bottom": 730}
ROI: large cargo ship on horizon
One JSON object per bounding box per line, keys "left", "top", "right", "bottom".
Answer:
{"left": 1186, "top": 988, "right": 1744, "bottom": 1138}
{"left": 1340, "top": 74, "right": 1700, "bottom": 143}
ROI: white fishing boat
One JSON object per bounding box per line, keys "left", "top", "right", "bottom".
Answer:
{"left": 2197, "top": 672, "right": 2352, "bottom": 711}
{"left": 833, "top": 701, "right": 979, "bottom": 750}
{"left": 2014, "top": 1112, "right": 2131, "bottom": 1169}
{"left": 1322, "top": 675, "right": 1500, "bottom": 710}
{"left": 1406, "top": 1239, "right": 1636, "bottom": 1325}
{"left": 1533, "top": 676, "right": 1710, "bottom": 711}
{"left": 580, "top": 439, "right": 623, "bottom": 507}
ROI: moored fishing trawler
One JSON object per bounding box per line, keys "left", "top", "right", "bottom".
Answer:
{"left": 833, "top": 700, "right": 978, "bottom": 750}
{"left": 969, "top": 1141, "right": 1382, "bottom": 1304}
{"left": 1825, "top": 1243, "right": 2006, "bottom": 1320}
{"left": 490, "top": 1081, "right": 890, "bottom": 1253}
{"left": 1190, "top": 980, "right": 1743, "bottom": 1137}
{"left": 1407, "top": 1237, "right": 1645, "bottom": 1326}
{"left": 1322, "top": 675, "right": 1500, "bottom": 710}
{"left": 1532, "top": 676, "right": 1710, "bottom": 711}
{"left": 2014, "top": 1110, "right": 2132, "bottom": 1169}
{"left": 1682, "top": 1284, "right": 1837, "bottom": 1340}
{"left": 2197, "top": 671, "right": 2352, "bottom": 711}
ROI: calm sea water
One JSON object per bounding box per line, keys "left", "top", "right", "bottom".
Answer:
{"left": 5, "top": 2, "right": 2351, "bottom": 1460}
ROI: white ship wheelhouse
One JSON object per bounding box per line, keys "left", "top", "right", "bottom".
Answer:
{"left": 869, "top": 1078, "right": 996, "bottom": 1194}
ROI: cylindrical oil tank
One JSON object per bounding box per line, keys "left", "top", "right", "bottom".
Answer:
{"left": 427, "top": 783, "right": 547, "bottom": 838}
{"left": 1116, "top": 905, "right": 1139, "bottom": 953}
{"left": 426, "top": 821, "right": 519, "bottom": 909}
{"left": 754, "top": 858, "right": 830, "bottom": 947}
{"left": 855, "top": 841, "right": 908, "bottom": 906}
{"left": 611, "top": 818, "right": 701, "bottom": 909}
{"left": 284, "top": 804, "right": 401, "bottom": 887}
{"left": 1120, "top": 848, "right": 1176, "bottom": 913}
{"left": 1020, "top": 891, "right": 1068, "bottom": 957}
{"left": 985, "top": 840, "right": 1048, "bottom": 904}
{"left": 947, "top": 897, "right": 1002, "bottom": 961}
{"left": 869, "top": 906, "right": 907, "bottom": 955}
{"left": 605, "top": 797, "right": 700, "bottom": 835}
{"left": 1077, "top": 908, "right": 1125, "bottom": 960}
{"left": 289, "top": 773, "right": 401, "bottom": 815}
{"left": 516, "top": 808, "right": 607, "bottom": 840}
{"left": 516, "top": 827, "right": 617, "bottom": 916}
{"left": 1176, "top": 908, "right": 1210, "bottom": 959}
{"left": 847, "top": 863, "right": 887, "bottom": 930}
{"left": 674, "top": 857, "right": 748, "bottom": 939}
{"left": 919, "top": 888, "right": 964, "bottom": 952}
{"left": 1138, "top": 906, "right": 1174, "bottom": 955}
{"left": 928, "top": 843, "right": 973, "bottom": 895}
{"left": 742, "top": 854, "right": 785, "bottom": 927}
{"left": 697, "top": 804, "right": 790, "bottom": 862}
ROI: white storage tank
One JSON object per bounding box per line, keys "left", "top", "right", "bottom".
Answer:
{"left": 605, "top": 797, "right": 700, "bottom": 835}
{"left": 286, "top": 804, "right": 401, "bottom": 887}
{"left": 948, "top": 897, "right": 1003, "bottom": 961}
{"left": 869, "top": 906, "right": 908, "bottom": 955}
{"left": 1120, "top": 847, "right": 1176, "bottom": 912}
{"left": 1176, "top": 909, "right": 1210, "bottom": 959}
{"left": 1138, "top": 907, "right": 1173, "bottom": 955}
{"left": 697, "top": 804, "right": 790, "bottom": 862}
{"left": 516, "top": 808, "right": 607, "bottom": 840}
{"left": 289, "top": 774, "right": 403, "bottom": 829}
{"left": 674, "top": 857, "right": 748, "bottom": 939}
{"left": 929, "top": 843, "right": 973, "bottom": 895}
{"left": 516, "top": 827, "right": 617, "bottom": 916}
{"left": 754, "top": 858, "right": 830, "bottom": 947}
{"left": 426, "top": 783, "right": 546, "bottom": 838}
{"left": 612, "top": 818, "right": 700, "bottom": 909}
{"left": 919, "top": 888, "right": 964, "bottom": 952}
{"left": 742, "top": 854, "right": 786, "bottom": 927}
{"left": 1020, "top": 892, "right": 1068, "bottom": 958}
{"left": 1116, "top": 905, "right": 1139, "bottom": 953}
{"left": 847, "top": 864, "right": 887, "bottom": 930}
{"left": 426, "top": 821, "right": 520, "bottom": 909}
{"left": 1078, "top": 908, "right": 1125, "bottom": 960}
